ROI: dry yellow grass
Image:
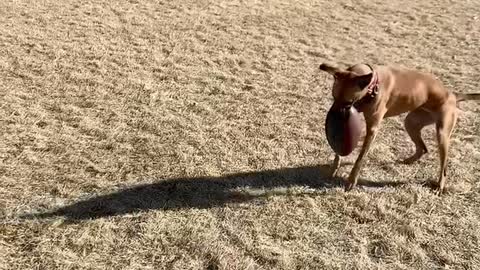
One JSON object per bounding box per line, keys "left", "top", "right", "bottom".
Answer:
{"left": 1, "top": 0, "right": 480, "bottom": 269}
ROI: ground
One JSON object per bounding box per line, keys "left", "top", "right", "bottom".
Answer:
{"left": 1, "top": 0, "right": 480, "bottom": 269}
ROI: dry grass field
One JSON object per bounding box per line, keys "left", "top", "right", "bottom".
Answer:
{"left": 1, "top": 0, "right": 480, "bottom": 269}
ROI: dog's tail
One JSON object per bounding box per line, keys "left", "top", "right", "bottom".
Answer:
{"left": 454, "top": 92, "right": 480, "bottom": 102}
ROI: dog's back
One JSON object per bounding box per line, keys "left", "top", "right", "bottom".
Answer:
{"left": 378, "top": 65, "right": 451, "bottom": 116}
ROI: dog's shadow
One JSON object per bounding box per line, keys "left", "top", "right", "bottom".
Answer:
{"left": 24, "top": 164, "right": 405, "bottom": 221}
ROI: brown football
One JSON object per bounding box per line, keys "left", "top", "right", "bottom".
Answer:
{"left": 325, "top": 105, "right": 362, "bottom": 156}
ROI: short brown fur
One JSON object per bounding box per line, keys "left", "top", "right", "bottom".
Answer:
{"left": 320, "top": 62, "right": 480, "bottom": 194}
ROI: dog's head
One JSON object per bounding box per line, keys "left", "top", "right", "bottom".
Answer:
{"left": 319, "top": 63, "right": 373, "bottom": 107}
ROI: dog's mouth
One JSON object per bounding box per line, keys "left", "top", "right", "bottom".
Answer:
{"left": 332, "top": 100, "right": 355, "bottom": 111}
{"left": 330, "top": 102, "right": 356, "bottom": 118}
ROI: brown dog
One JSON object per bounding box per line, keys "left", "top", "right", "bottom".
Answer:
{"left": 319, "top": 62, "right": 480, "bottom": 194}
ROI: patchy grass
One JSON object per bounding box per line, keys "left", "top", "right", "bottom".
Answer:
{"left": 1, "top": 0, "right": 480, "bottom": 269}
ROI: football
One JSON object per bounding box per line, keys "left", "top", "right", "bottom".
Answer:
{"left": 325, "top": 105, "right": 362, "bottom": 156}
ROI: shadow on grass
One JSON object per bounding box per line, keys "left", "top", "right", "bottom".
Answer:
{"left": 23, "top": 164, "right": 405, "bottom": 221}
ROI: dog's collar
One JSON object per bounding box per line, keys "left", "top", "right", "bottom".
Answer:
{"left": 352, "top": 64, "right": 379, "bottom": 111}
{"left": 365, "top": 64, "right": 379, "bottom": 98}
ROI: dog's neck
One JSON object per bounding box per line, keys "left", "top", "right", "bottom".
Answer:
{"left": 353, "top": 65, "right": 380, "bottom": 111}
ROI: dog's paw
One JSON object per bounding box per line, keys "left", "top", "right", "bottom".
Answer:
{"left": 427, "top": 181, "right": 447, "bottom": 196}
{"left": 401, "top": 155, "right": 421, "bottom": 165}
{"left": 434, "top": 187, "right": 445, "bottom": 196}
{"left": 330, "top": 168, "right": 339, "bottom": 178}
{"left": 402, "top": 149, "right": 428, "bottom": 164}
{"left": 344, "top": 180, "right": 356, "bottom": 192}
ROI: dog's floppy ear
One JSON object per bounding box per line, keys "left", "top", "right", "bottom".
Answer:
{"left": 356, "top": 73, "right": 373, "bottom": 89}
{"left": 319, "top": 63, "right": 341, "bottom": 75}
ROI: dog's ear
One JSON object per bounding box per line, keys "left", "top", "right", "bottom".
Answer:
{"left": 319, "top": 63, "right": 341, "bottom": 76}
{"left": 356, "top": 73, "right": 373, "bottom": 89}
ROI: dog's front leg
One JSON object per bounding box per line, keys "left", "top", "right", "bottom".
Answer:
{"left": 345, "top": 119, "right": 383, "bottom": 191}
{"left": 330, "top": 154, "right": 341, "bottom": 177}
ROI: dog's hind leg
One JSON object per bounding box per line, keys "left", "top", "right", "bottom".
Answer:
{"left": 435, "top": 100, "right": 458, "bottom": 195}
{"left": 403, "top": 108, "right": 435, "bottom": 164}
